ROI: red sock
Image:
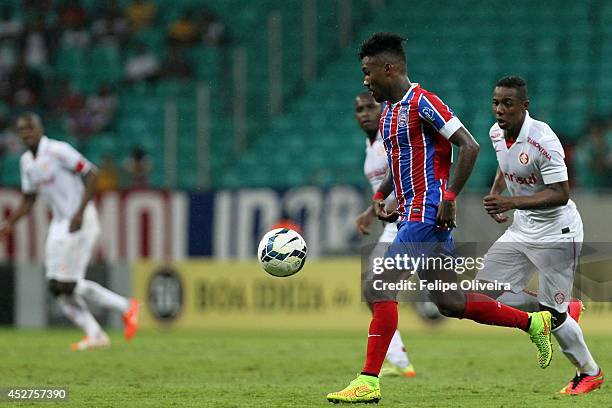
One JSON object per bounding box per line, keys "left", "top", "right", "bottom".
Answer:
{"left": 463, "top": 293, "right": 529, "bottom": 331}
{"left": 362, "top": 301, "right": 398, "bottom": 376}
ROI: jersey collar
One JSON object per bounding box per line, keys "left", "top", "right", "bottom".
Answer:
{"left": 38, "top": 135, "right": 49, "bottom": 152}
{"left": 389, "top": 81, "right": 418, "bottom": 107}
{"left": 29, "top": 135, "right": 49, "bottom": 158}
{"left": 515, "top": 111, "right": 532, "bottom": 144}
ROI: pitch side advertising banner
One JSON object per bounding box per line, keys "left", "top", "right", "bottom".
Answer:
{"left": 0, "top": 186, "right": 364, "bottom": 262}
{"left": 133, "top": 259, "right": 372, "bottom": 330}
{"left": 133, "top": 259, "right": 612, "bottom": 332}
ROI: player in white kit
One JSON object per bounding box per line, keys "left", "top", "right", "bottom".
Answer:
{"left": 476, "top": 77, "right": 603, "bottom": 394}
{"left": 0, "top": 113, "right": 139, "bottom": 350}
{"left": 354, "top": 91, "right": 416, "bottom": 378}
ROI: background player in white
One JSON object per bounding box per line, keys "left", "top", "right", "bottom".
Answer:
{"left": 354, "top": 91, "right": 415, "bottom": 378}
{"left": 0, "top": 113, "right": 139, "bottom": 351}
{"left": 477, "top": 77, "right": 603, "bottom": 394}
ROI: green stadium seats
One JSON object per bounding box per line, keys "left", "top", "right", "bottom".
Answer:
{"left": 22, "top": 0, "right": 606, "bottom": 191}
{"left": 0, "top": 153, "right": 21, "bottom": 187}
{"left": 219, "top": 0, "right": 612, "bottom": 188}
{"left": 89, "top": 44, "right": 122, "bottom": 87}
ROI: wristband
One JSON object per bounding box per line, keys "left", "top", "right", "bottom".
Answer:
{"left": 442, "top": 189, "right": 457, "bottom": 201}
{"left": 372, "top": 191, "right": 385, "bottom": 202}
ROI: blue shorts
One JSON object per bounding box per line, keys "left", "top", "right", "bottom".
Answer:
{"left": 362, "top": 222, "right": 456, "bottom": 302}
{"left": 392, "top": 221, "right": 455, "bottom": 258}
{"left": 394, "top": 221, "right": 454, "bottom": 243}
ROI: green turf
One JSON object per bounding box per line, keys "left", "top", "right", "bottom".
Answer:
{"left": 0, "top": 328, "right": 609, "bottom": 407}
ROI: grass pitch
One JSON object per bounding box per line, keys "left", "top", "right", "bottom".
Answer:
{"left": 1, "top": 328, "right": 610, "bottom": 407}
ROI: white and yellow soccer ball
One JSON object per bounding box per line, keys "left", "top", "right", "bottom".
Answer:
{"left": 257, "top": 228, "right": 308, "bottom": 277}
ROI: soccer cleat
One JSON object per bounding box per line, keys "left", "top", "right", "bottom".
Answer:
{"left": 527, "top": 311, "right": 553, "bottom": 369}
{"left": 559, "top": 369, "right": 604, "bottom": 395}
{"left": 326, "top": 375, "right": 381, "bottom": 404}
{"left": 122, "top": 298, "right": 140, "bottom": 341}
{"left": 70, "top": 332, "right": 110, "bottom": 351}
{"left": 379, "top": 362, "right": 416, "bottom": 378}
{"left": 568, "top": 298, "right": 584, "bottom": 323}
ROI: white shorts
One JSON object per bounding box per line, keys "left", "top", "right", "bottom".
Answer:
{"left": 476, "top": 216, "right": 583, "bottom": 313}
{"left": 378, "top": 222, "right": 398, "bottom": 243}
{"left": 45, "top": 204, "right": 100, "bottom": 282}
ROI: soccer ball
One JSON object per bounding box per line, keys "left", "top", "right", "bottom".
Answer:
{"left": 257, "top": 228, "right": 308, "bottom": 277}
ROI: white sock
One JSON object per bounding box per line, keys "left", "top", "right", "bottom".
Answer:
{"left": 497, "top": 291, "right": 539, "bottom": 312}
{"left": 75, "top": 280, "right": 130, "bottom": 314}
{"left": 57, "top": 294, "right": 103, "bottom": 338}
{"left": 553, "top": 316, "right": 599, "bottom": 376}
{"left": 385, "top": 330, "right": 410, "bottom": 368}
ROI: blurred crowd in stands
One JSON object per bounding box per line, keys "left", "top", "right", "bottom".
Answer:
{"left": 0, "top": 0, "right": 609, "bottom": 191}
{"left": 0, "top": 0, "right": 225, "bottom": 188}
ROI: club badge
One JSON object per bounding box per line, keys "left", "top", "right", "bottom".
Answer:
{"left": 398, "top": 106, "right": 408, "bottom": 128}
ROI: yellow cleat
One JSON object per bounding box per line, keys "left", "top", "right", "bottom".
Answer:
{"left": 326, "top": 375, "right": 381, "bottom": 404}
{"left": 527, "top": 311, "right": 553, "bottom": 369}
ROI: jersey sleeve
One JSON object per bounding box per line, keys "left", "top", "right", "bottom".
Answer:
{"left": 53, "top": 142, "right": 94, "bottom": 174}
{"left": 417, "top": 91, "right": 463, "bottom": 139}
{"left": 20, "top": 157, "right": 36, "bottom": 194}
{"left": 539, "top": 134, "right": 568, "bottom": 185}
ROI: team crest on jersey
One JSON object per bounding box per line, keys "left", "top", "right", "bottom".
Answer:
{"left": 554, "top": 292, "right": 566, "bottom": 304}
{"left": 519, "top": 152, "right": 529, "bottom": 165}
{"left": 398, "top": 106, "right": 409, "bottom": 128}
{"left": 422, "top": 106, "right": 435, "bottom": 122}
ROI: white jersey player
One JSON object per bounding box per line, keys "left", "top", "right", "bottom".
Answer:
{"left": 477, "top": 77, "right": 602, "bottom": 395}
{"left": 0, "top": 113, "right": 139, "bottom": 350}
{"left": 363, "top": 133, "right": 398, "bottom": 242}
{"left": 353, "top": 92, "right": 415, "bottom": 378}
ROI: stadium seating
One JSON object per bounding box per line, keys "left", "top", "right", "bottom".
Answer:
{"left": 222, "top": 0, "right": 611, "bottom": 189}
{"left": 1, "top": 0, "right": 610, "bottom": 190}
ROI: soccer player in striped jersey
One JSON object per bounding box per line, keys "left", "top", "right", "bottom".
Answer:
{"left": 327, "top": 33, "right": 554, "bottom": 404}
{"left": 354, "top": 91, "right": 416, "bottom": 378}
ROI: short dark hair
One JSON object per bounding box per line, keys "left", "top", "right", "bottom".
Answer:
{"left": 16, "top": 111, "right": 43, "bottom": 127}
{"left": 496, "top": 76, "right": 528, "bottom": 101}
{"left": 358, "top": 32, "right": 406, "bottom": 63}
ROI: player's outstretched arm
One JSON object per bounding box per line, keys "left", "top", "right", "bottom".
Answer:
{"left": 371, "top": 170, "right": 399, "bottom": 222}
{"left": 484, "top": 181, "right": 569, "bottom": 215}
{"left": 0, "top": 193, "right": 36, "bottom": 241}
{"left": 486, "top": 167, "right": 509, "bottom": 223}
{"left": 437, "top": 127, "right": 480, "bottom": 228}
{"left": 69, "top": 169, "right": 98, "bottom": 233}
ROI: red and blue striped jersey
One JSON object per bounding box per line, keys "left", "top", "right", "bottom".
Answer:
{"left": 379, "top": 83, "right": 463, "bottom": 224}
